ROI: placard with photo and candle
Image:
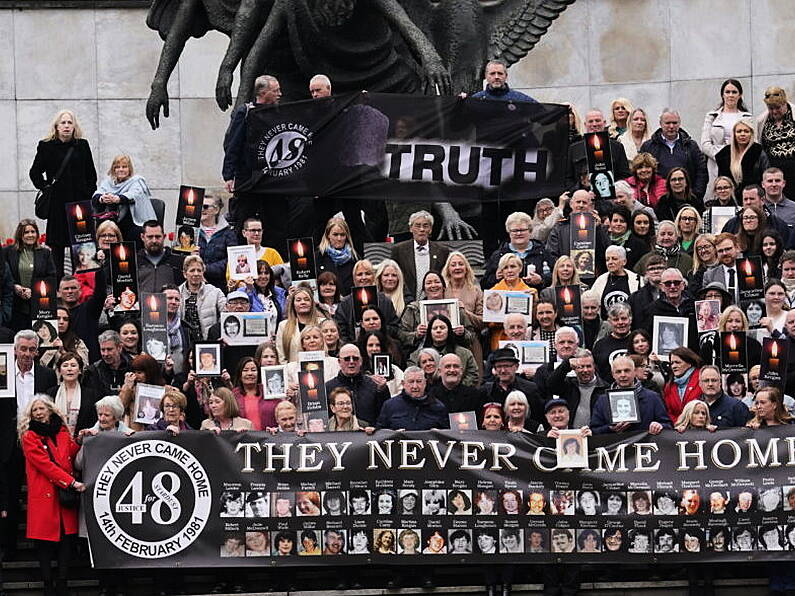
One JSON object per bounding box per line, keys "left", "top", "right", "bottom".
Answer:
{"left": 719, "top": 331, "right": 748, "bottom": 373}
{"left": 287, "top": 237, "right": 316, "bottom": 282}
{"left": 298, "top": 360, "right": 328, "bottom": 420}
{"left": 584, "top": 131, "right": 612, "bottom": 174}
{"left": 569, "top": 213, "right": 595, "bottom": 278}
{"left": 110, "top": 242, "right": 140, "bottom": 312}
{"left": 30, "top": 276, "right": 57, "bottom": 320}
{"left": 760, "top": 337, "right": 789, "bottom": 385}
{"left": 141, "top": 293, "right": 169, "bottom": 362}
{"left": 736, "top": 256, "right": 763, "bottom": 301}
{"left": 555, "top": 285, "right": 581, "bottom": 326}
{"left": 351, "top": 285, "right": 378, "bottom": 323}
{"left": 449, "top": 411, "right": 477, "bottom": 432}
{"left": 589, "top": 170, "right": 616, "bottom": 202}
{"left": 67, "top": 201, "right": 101, "bottom": 274}
{"left": 176, "top": 185, "right": 204, "bottom": 228}
{"left": 740, "top": 298, "right": 766, "bottom": 330}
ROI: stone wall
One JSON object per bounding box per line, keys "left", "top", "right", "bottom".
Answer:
{"left": 2, "top": 0, "right": 794, "bottom": 239}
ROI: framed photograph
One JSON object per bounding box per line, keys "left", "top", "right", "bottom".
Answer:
{"left": 261, "top": 365, "right": 287, "bottom": 399}
{"left": 505, "top": 292, "right": 532, "bottom": 316}
{"left": 483, "top": 290, "right": 507, "bottom": 323}
{"left": 133, "top": 383, "right": 165, "bottom": 425}
{"left": 556, "top": 429, "right": 588, "bottom": 468}
{"left": 227, "top": 245, "right": 258, "bottom": 281}
{"left": 607, "top": 390, "right": 639, "bottom": 424}
{"left": 70, "top": 241, "right": 101, "bottom": 273}
{"left": 195, "top": 343, "right": 222, "bottom": 377}
{"left": 0, "top": 344, "right": 15, "bottom": 398}
{"left": 652, "top": 316, "right": 689, "bottom": 361}
{"left": 498, "top": 340, "right": 550, "bottom": 368}
{"left": 709, "top": 206, "right": 736, "bottom": 234}
{"left": 172, "top": 224, "right": 199, "bottom": 254}
{"left": 372, "top": 353, "right": 392, "bottom": 379}
{"left": 695, "top": 299, "right": 721, "bottom": 333}
{"left": 142, "top": 293, "right": 169, "bottom": 362}
{"left": 32, "top": 319, "right": 58, "bottom": 349}
{"left": 419, "top": 298, "right": 460, "bottom": 327}
{"left": 449, "top": 410, "right": 477, "bottom": 431}
{"left": 221, "top": 312, "right": 269, "bottom": 345}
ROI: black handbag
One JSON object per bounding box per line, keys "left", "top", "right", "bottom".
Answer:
{"left": 41, "top": 438, "right": 81, "bottom": 509}
{"left": 34, "top": 145, "right": 76, "bottom": 219}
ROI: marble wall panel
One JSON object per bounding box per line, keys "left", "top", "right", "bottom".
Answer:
{"left": 179, "top": 98, "right": 229, "bottom": 189}
{"left": 0, "top": 12, "right": 15, "bottom": 99}
{"left": 178, "top": 30, "right": 235, "bottom": 99}
{"left": 670, "top": 78, "right": 753, "bottom": 142}
{"left": 590, "top": 82, "right": 671, "bottom": 134}
{"left": 0, "top": 192, "right": 20, "bottom": 240}
{"left": 750, "top": 0, "right": 795, "bottom": 76}
{"left": 97, "top": 99, "right": 182, "bottom": 190}
{"left": 14, "top": 10, "right": 97, "bottom": 100}
{"left": 0, "top": 101, "right": 18, "bottom": 191}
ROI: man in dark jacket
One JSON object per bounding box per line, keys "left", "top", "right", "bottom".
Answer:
{"left": 471, "top": 60, "right": 536, "bottom": 103}
{"left": 592, "top": 303, "right": 633, "bottom": 383}
{"left": 639, "top": 110, "right": 708, "bottom": 199}
{"left": 137, "top": 221, "right": 185, "bottom": 294}
{"left": 629, "top": 255, "right": 665, "bottom": 330}
{"left": 545, "top": 190, "right": 611, "bottom": 277}
{"left": 326, "top": 344, "right": 390, "bottom": 427}
{"left": 478, "top": 348, "right": 543, "bottom": 427}
{"left": 545, "top": 348, "right": 610, "bottom": 429}
{"left": 699, "top": 365, "right": 750, "bottom": 428}
{"left": 642, "top": 268, "right": 697, "bottom": 349}
{"left": 389, "top": 210, "right": 450, "bottom": 301}
{"left": 565, "top": 109, "right": 630, "bottom": 192}
{"left": 376, "top": 366, "right": 448, "bottom": 430}
{"left": 428, "top": 353, "right": 480, "bottom": 413}
{"left": 590, "top": 356, "right": 672, "bottom": 435}
{"left": 534, "top": 327, "right": 579, "bottom": 396}
{"left": 84, "top": 329, "right": 132, "bottom": 397}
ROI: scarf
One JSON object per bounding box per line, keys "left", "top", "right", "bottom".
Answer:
{"left": 29, "top": 414, "right": 64, "bottom": 439}
{"left": 55, "top": 383, "right": 81, "bottom": 431}
{"left": 673, "top": 367, "right": 695, "bottom": 399}
{"left": 654, "top": 243, "right": 681, "bottom": 259}
{"left": 167, "top": 314, "right": 183, "bottom": 353}
{"left": 326, "top": 245, "right": 352, "bottom": 266}
{"left": 95, "top": 175, "right": 156, "bottom": 225}
{"left": 610, "top": 230, "right": 631, "bottom": 246}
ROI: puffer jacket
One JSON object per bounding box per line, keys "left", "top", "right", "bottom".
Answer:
{"left": 178, "top": 281, "right": 227, "bottom": 340}
{"left": 198, "top": 217, "right": 239, "bottom": 289}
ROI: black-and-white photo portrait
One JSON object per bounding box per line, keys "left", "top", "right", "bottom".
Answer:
{"left": 608, "top": 390, "right": 639, "bottom": 424}
{"left": 653, "top": 316, "right": 689, "bottom": 360}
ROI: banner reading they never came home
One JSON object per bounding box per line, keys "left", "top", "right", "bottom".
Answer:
{"left": 237, "top": 92, "right": 569, "bottom": 203}
{"left": 82, "top": 428, "right": 795, "bottom": 567}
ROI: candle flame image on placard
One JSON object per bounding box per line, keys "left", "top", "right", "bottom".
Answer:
{"left": 592, "top": 135, "right": 601, "bottom": 151}
{"left": 729, "top": 334, "right": 737, "bottom": 351}
{"left": 148, "top": 295, "right": 158, "bottom": 311}
{"left": 562, "top": 287, "right": 572, "bottom": 304}
{"left": 577, "top": 214, "right": 587, "bottom": 230}
{"left": 305, "top": 372, "right": 316, "bottom": 389}
{"left": 772, "top": 341, "right": 779, "bottom": 358}
{"left": 360, "top": 288, "right": 369, "bottom": 303}
{"left": 118, "top": 244, "right": 126, "bottom": 261}
{"left": 187, "top": 188, "right": 194, "bottom": 205}
{"left": 744, "top": 259, "right": 753, "bottom": 277}
{"left": 75, "top": 204, "right": 83, "bottom": 220}
{"left": 295, "top": 241, "right": 305, "bottom": 258}
{"left": 39, "top": 280, "right": 47, "bottom": 296}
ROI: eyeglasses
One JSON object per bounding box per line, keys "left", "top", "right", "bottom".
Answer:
{"left": 333, "top": 401, "right": 352, "bottom": 407}
{"left": 679, "top": 216, "right": 697, "bottom": 222}
{"left": 508, "top": 228, "right": 529, "bottom": 234}
{"left": 163, "top": 403, "right": 181, "bottom": 409}
{"left": 201, "top": 204, "right": 215, "bottom": 210}
{"left": 742, "top": 215, "right": 758, "bottom": 221}
{"left": 714, "top": 186, "right": 733, "bottom": 191}
{"left": 245, "top": 228, "right": 263, "bottom": 234}
{"left": 662, "top": 280, "right": 683, "bottom": 287}
{"left": 696, "top": 244, "right": 714, "bottom": 252}
{"left": 99, "top": 233, "right": 119, "bottom": 239}
{"left": 341, "top": 356, "right": 361, "bottom": 362}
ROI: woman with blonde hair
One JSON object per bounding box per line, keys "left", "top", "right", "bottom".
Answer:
{"left": 491, "top": 253, "right": 532, "bottom": 292}
{"left": 674, "top": 206, "right": 703, "bottom": 256}
{"left": 92, "top": 154, "right": 156, "bottom": 243}
{"left": 284, "top": 325, "right": 340, "bottom": 400}
{"left": 316, "top": 217, "right": 358, "bottom": 296}
{"left": 608, "top": 97, "right": 633, "bottom": 139}
{"left": 442, "top": 251, "right": 483, "bottom": 332}
{"left": 675, "top": 400, "right": 716, "bottom": 432}
{"left": 30, "top": 109, "right": 97, "bottom": 278}
{"left": 539, "top": 255, "right": 585, "bottom": 303}
{"left": 618, "top": 108, "right": 652, "bottom": 160}
{"left": 19, "top": 396, "right": 85, "bottom": 595}
{"left": 200, "top": 387, "right": 253, "bottom": 431}
{"left": 716, "top": 119, "right": 769, "bottom": 201}
{"left": 275, "top": 286, "right": 327, "bottom": 362}
{"left": 747, "top": 386, "right": 793, "bottom": 429}
{"left": 375, "top": 258, "right": 406, "bottom": 317}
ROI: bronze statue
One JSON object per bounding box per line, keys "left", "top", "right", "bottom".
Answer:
{"left": 145, "top": 0, "right": 575, "bottom": 129}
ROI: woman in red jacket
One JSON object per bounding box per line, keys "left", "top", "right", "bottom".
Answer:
{"left": 19, "top": 396, "right": 85, "bottom": 596}
{"left": 661, "top": 347, "right": 703, "bottom": 422}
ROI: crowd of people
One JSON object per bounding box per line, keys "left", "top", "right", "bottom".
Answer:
{"left": 2, "top": 62, "right": 795, "bottom": 596}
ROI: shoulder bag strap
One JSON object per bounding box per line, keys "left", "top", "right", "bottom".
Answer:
{"left": 50, "top": 145, "right": 77, "bottom": 186}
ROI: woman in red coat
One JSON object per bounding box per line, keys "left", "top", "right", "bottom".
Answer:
{"left": 661, "top": 347, "right": 703, "bottom": 423}
{"left": 19, "top": 396, "right": 85, "bottom": 596}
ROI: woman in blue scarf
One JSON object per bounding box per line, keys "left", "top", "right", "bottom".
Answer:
{"left": 316, "top": 217, "right": 358, "bottom": 296}
{"left": 92, "top": 154, "right": 156, "bottom": 245}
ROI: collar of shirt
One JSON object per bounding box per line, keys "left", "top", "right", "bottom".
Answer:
{"left": 414, "top": 241, "right": 429, "bottom": 253}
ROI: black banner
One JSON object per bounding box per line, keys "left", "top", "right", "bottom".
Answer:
{"left": 239, "top": 93, "right": 569, "bottom": 203}
{"left": 82, "top": 428, "right": 795, "bottom": 567}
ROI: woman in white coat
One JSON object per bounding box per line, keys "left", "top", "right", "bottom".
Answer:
{"left": 701, "top": 79, "right": 752, "bottom": 197}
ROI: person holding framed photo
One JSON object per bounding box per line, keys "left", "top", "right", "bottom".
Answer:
{"left": 407, "top": 314, "right": 478, "bottom": 387}
{"left": 590, "top": 356, "right": 672, "bottom": 435}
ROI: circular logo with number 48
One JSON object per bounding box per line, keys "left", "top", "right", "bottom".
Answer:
{"left": 93, "top": 440, "right": 212, "bottom": 558}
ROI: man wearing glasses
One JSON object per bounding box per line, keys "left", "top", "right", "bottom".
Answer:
{"left": 389, "top": 211, "right": 450, "bottom": 300}
{"left": 325, "top": 344, "right": 389, "bottom": 427}
{"left": 719, "top": 184, "right": 794, "bottom": 246}
{"left": 702, "top": 232, "right": 741, "bottom": 302}
{"left": 480, "top": 210, "right": 551, "bottom": 291}
{"left": 644, "top": 268, "right": 697, "bottom": 349}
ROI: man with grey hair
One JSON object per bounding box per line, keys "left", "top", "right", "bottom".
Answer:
{"left": 565, "top": 109, "right": 630, "bottom": 192}
{"left": 592, "top": 302, "right": 633, "bottom": 383}
{"left": 390, "top": 210, "right": 451, "bottom": 299}
{"left": 640, "top": 108, "right": 708, "bottom": 199}
{"left": 534, "top": 326, "right": 580, "bottom": 395}
{"left": 546, "top": 347, "right": 609, "bottom": 429}
{"left": 429, "top": 353, "right": 480, "bottom": 413}
{"left": 309, "top": 74, "right": 332, "bottom": 99}
{"left": 644, "top": 267, "right": 697, "bottom": 348}
{"left": 84, "top": 330, "right": 132, "bottom": 398}
{"left": 376, "top": 366, "right": 448, "bottom": 430}
{"left": 13, "top": 329, "right": 56, "bottom": 418}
